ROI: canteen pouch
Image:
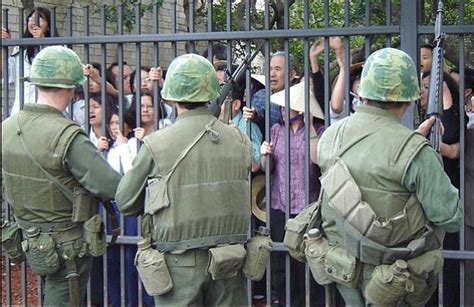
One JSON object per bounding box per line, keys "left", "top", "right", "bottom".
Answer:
{"left": 283, "top": 201, "right": 320, "bottom": 263}
{"left": 304, "top": 236, "right": 332, "bottom": 285}
{"left": 1, "top": 221, "right": 25, "bottom": 263}
{"left": 83, "top": 214, "right": 106, "bottom": 257}
{"left": 21, "top": 233, "right": 60, "bottom": 276}
{"left": 144, "top": 177, "right": 170, "bottom": 215}
{"left": 243, "top": 235, "right": 273, "bottom": 281}
{"left": 72, "top": 187, "right": 99, "bottom": 222}
{"left": 324, "top": 245, "right": 360, "bottom": 288}
{"left": 135, "top": 248, "right": 173, "bottom": 296}
{"left": 207, "top": 244, "right": 247, "bottom": 280}
{"left": 365, "top": 263, "right": 414, "bottom": 305}
{"left": 405, "top": 250, "right": 444, "bottom": 306}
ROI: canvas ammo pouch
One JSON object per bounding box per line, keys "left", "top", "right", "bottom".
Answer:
{"left": 304, "top": 229, "right": 333, "bottom": 285}
{"left": 283, "top": 200, "right": 320, "bottom": 263}
{"left": 83, "top": 214, "right": 106, "bottom": 257}
{"left": 404, "top": 249, "right": 444, "bottom": 306}
{"left": 364, "top": 260, "right": 414, "bottom": 306}
{"left": 135, "top": 239, "right": 173, "bottom": 296}
{"left": 72, "top": 187, "right": 99, "bottom": 222}
{"left": 144, "top": 176, "right": 171, "bottom": 215}
{"left": 21, "top": 227, "right": 60, "bottom": 276}
{"left": 207, "top": 244, "right": 247, "bottom": 280}
{"left": 1, "top": 221, "right": 25, "bottom": 263}
{"left": 243, "top": 227, "right": 273, "bottom": 281}
{"left": 324, "top": 245, "right": 361, "bottom": 288}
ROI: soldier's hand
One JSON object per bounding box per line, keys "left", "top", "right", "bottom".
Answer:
{"left": 98, "top": 136, "right": 109, "bottom": 152}
{"left": 242, "top": 106, "right": 256, "bottom": 121}
{"left": 134, "top": 127, "right": 145, "bottom": 141}
{"left": 260, "top": 141, "right": 273, "bottom": 156}
{"left": 1, "top": 27, "right": 11, "bottom": 39}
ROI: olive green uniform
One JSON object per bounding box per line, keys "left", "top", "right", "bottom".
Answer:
{"left": 116, "top": 108, "right": 252, "bottom": 306}
{"left": 317, "top": 105, "right": 463, "bottom": 306}
{"left": 2, "top": 104, "right": 120, "bottom": 305}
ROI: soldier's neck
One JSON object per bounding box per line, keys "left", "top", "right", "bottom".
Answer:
{"left": 37, "top": 90, "right": 71, "bottom": 113}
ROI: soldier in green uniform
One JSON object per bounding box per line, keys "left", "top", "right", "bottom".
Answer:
{"left": 315, "top": 48, "right": 463, "bottom": 306}
{"left": 115, "top": 53, "right": 253, "bottom": 306}
{"left": 2, "top": 46, "right": 121, "bottom": 305}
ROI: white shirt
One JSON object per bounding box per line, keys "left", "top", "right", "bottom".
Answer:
{"left": 107, "top": 137, "right": 139, "bottom": 174}
{"left": 8, "top": 47, "right": 36, "bottom": 114}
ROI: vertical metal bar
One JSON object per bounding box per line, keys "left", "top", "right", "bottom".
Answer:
{"left": 21, "top": 261, "right": 27, "bottom": 306}
{"left": 50, "top": 7, "right": 56, "bottom": 37}
{"left": 2, "top": 8, "right": 9, "bottom": 119}
{"left": 187, "top": 0, "right": 195, "bottom": 53}
{"left": 37, "top": 275, "right": 43, "bottom": 305}
{"left": 152, "top": 1, "right": 160, "bottom": 132}
{"left": 226, "top": 0, "right": 232, "bottom": 65}
{"left": 117, "top": 5, "right": 124, "bottom": 130}
{"left": 385, "top": 0, "right": 392, "bottom": 47}
{"left": 458, "top": 2, "right": 466, "bottom": 305}
{"left": 84, "top": 5, "right": 91, "bottom": 136}
{"left": 206, "top": 0, "right": 213, "bottom": 61}
{"left": 283, "top": 1, "right": 291, "bottom": 305}
{"left": 67, "top": 5, "right": 73, "bottom": 37}
{"left": 100, "top": 6, "right": 108, "bottom": 307}
{"left": 18, "top": 7, "right": 25, "bottom": 111}
{"left": 67, "top": 5, "right": 74, "bottom": 120}
{"left": 364, "top": 0, "right": 371, "bottom": 57}
{"left": 399, "top": 0, "right": 418, "bottom": 129}
{"left": 303, "top": 1, "right": 311, "bottom": 305}
{"left": 171, "top": 1, "right": 177, "bottom": 58}
{"left": 323, "top": 0, "right": 330, "bottom": 127}
{"left": 264, "top": 1, "right": 272, "bottom": 305}
{"left": 343, "top": 0, "right": 350, "bottom": 118}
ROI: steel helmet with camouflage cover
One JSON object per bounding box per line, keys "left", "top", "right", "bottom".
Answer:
{"left": 161, "top": 53, "right": 220, "bottom": 103}
{"left": 358, "top": 47, "right": 420, "bottom": 102}
{"left": 29, "top": 46, "right": 86, "bottom": 89}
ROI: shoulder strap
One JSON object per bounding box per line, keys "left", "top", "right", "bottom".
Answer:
{"left": 163, "top": 117, "right": 219, "bottom": 182}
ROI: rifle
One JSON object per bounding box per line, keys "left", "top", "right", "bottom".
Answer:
{"left": 426, "top": 0, "right": 445, "bottom": 153}
{"left": 208, "top": 44, "right": 263, "bottom": 118}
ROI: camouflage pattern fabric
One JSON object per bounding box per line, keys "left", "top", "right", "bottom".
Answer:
{"left": 161, "top": 53, "right": 220, "bottom": 103}
{"left": 358, "top": 48, "right": 420, "bottom": 102}
{"left": 29, "top": 46, "right": 86, "bottom": 89}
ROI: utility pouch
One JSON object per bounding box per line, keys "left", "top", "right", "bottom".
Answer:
{"left": 365, "top": 261, "right": 414, "bottom": 306}
{"left": 1, "top": 221, "right": 25, "bottom": 263}
{"left": 283, "top": 201, "right": 320, "bottom": 263}
{"left": 243, "top": 235, "right": 273, "bottom": 281}
{"left": 83, "top": 215, "right": 106, "bottom": 257}
{"left": 22, "top": 231, "right": 60, "bottom": 276}
{"left": 405, "top": 250, "right": 444, "bottom": 306}
{"left": 135, "top": 247, "right": 173, "bottom": 296}
{"left": 324, "top": 245, "right": 360, "bottom": 288}
{"left": 144, "top": 177, "right": 170, "bottom": 215}
{"left": 207, "top": 244, "right": 247, "bottom": 280}
{"left": 72, "top": 187, "right": 99, "bottom": 223}
{"left": 304, "top": 235, "right": 332, "bottom": 285}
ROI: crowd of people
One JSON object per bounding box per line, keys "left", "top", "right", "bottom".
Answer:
{"left": 2, "top": 6, "right": 473, "bottom": 307}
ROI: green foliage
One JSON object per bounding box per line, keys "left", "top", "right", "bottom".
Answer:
{"left": 93, "top": 0, "right": 163, "bottom": 33}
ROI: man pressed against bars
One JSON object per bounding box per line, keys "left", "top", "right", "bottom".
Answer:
{"left": 2, "top": 46, "right": 120, "bottom": 305}
{"left": 115, "top": 53, "right": 253, "bottom": 306}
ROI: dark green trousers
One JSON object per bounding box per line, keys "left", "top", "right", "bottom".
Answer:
{"left": 154, "top": 249, "right": 247, "bottom": 306}
{"left": 41, "top": 239, "right": 92, "bottom": 306}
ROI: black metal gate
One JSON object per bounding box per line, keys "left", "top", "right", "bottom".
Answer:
{"left": 2, "top": 1, "right": 473, "bottom": 306}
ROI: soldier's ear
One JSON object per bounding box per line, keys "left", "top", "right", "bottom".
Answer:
{"left": 233, "top": 99, "right": 241, "bottom": 111}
